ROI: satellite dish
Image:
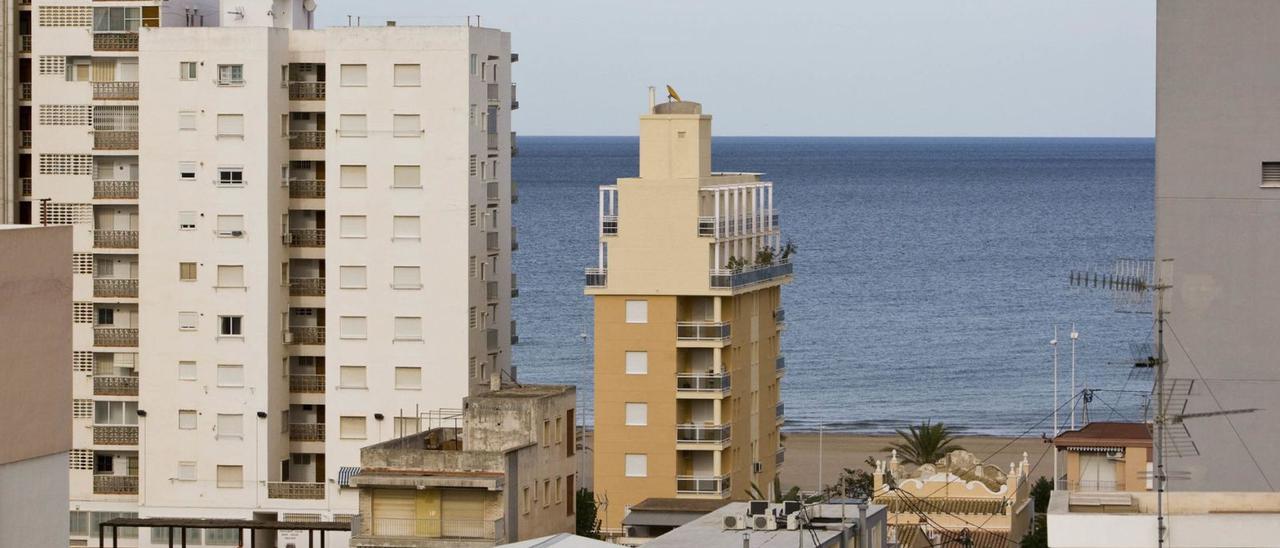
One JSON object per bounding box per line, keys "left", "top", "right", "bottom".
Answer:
{"left": 303, "top": 0, "right": 317, "bottom": 12}
{"left": 666, "top": 85, "right": 682, "bottom": 102}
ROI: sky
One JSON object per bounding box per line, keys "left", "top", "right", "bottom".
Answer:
{"left": 316, "top": 0, "right": 1156, "bottom": 137}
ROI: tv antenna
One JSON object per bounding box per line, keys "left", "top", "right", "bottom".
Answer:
{"left": 1070, "top": 258, "right": 1257, "bottom": 548}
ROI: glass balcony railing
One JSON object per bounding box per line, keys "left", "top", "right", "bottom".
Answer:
{"left": 676, "top": 372, "right": 730, "bottom": 393}
{"left": 676, "top": 475, "right": 730, "bottom": 496}
{"left": 676, "top": 423, "right": 731, "bottom": 445}
{"left": 710, "top": 258, "right": 793, "bottom": 290}
{"left": 676, "top": 321, "right": 731, "bottom": 341}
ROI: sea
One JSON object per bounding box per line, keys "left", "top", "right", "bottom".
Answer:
{"left": 511, "top": 137, "right": 1154, "bottom": 436}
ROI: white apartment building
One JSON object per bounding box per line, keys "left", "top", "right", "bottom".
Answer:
{"left": 8, "top": 1, "right": 518, "bottom": 545}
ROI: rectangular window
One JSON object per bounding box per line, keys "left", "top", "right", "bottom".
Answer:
{"left": 217, "top": 168, "right": 244, "bottom": 187}
{"left": 625, "top": 351, "right": 648, "bottom": 375}
{"left": 176, "top": 462, "right": 196, "bottom": 481}
{"left": 339, "top": 215, "right": 367, "bottom": 238}
{"left": 625, "top": 454, "right": 647, "bottom": 477}
{"left": 178, "top": 111, "right": 196, "bottom": 131}
{"left": 216, "top": 64, "right": 243, "bottom": 86}
{"left": 391, "top": 266, "right": 421, "bottom": 289}
{"left": 339, "top": 114, "right": 367, "bottom": 137}
{"left": 392, "top": 165, "right": 420, "bottom": 188}
{"left": 625, "top": 300, "right": 648, "bottom": 323}
{"left": 216, "top": 414, "right": 243, "bottom": 438}
{"left": 625, "top": 403, "right": 648, "bottom": 426}
{"left": 216, "top": 265, "right": 244, "bottom": 288}
{"left": 216, "top": 114, "right": 244, "bottom": 138}
{"left": 93, "top": 7, "right": 144, "bottom": 32}
{"left": 178, "top": 311, "right": 198, "bottom": 330}
{"left": 179, "top": 162, "right": 197, "bottom": 180}
{"left": 339, "top": 165, "right": 367, "bottom": 188}
{"left": 543, "top": 480, "right": 551, "bottom": 507}
{"left": 392, "top": 114, "right": 421, "bottom": 137}
{"left": 394, "top": 366, "right": 421, "bottom": 389}
{"left": 216, "top": 215, "right": 244, "bottom": 236}
{"left": 179, "top": 62, "right": 197, "bottom": 80}
{"left": 338, "top": 365, "right": 366, "bottom": 388}
{"left": 556, "top": 477, "right": 563, "bottom": 504}
{"left": 178, "top": 211, "right": 197, "bottom": 230}
{"left": 339, "top": 416, "right": 366, "bottom": 439}
{"left": 94, "top": 400, "right": 138, "bottom": 425}
{"left": 393, "top": 64, "right": 421, "bottom": 86}
{"left": 393, "top": 317, "right": 422, "bottom": 341}
{"left": 218, "top": 316, "right": 242, "bottom": 336}
{"left": 522, "top": 487, "right": 530, "bottom": 514}
{"left": 339, "top": 265, "right": 367, "bottom": 289}
{"left": 177, "top": 409, "right": 197, "bottom": 430}
{"left": 339, "top": 64, "right": 367, "bottom": 86}
{"left": 392, "top": 216, "right": 420, "bottom": 239}
{"left": 216, "top": 364, "right": 244, "bottom": 387}
{"left": 177, "top": 360, "right": 197, "bottom": 380}
{"left": 339, "top": 316, "right": 367, "bottom": 339}
{"left": 470, "top": 54, "right": 478, "bottom": 75}
{"left": 179, "top": 262, "right": 197, "bottom": 281}
{"left": 216, "top": 465, "right": 243, "bottom": 488}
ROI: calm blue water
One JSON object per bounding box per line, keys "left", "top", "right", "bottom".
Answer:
{"left": 512, "top": 137, "right": 1154, "bottom": 436}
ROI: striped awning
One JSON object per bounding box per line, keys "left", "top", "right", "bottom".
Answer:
{"left": 338, "top": 467, "right": 361, "bottom": 487}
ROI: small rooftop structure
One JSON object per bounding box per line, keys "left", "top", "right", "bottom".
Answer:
{"left": 619, "top": 498, "right": 729, "bottom": 542}
{"left": 644, "top": 501, "right": 889, "bottom": 548}
{"left": 1052, "top": 421, "right": 1153, "bottom": 493}
{"left": 1053, "top": 421, "right": 1152, "bottom": 450}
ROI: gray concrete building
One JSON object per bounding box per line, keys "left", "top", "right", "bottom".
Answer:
{"left": 1156, "top": 0, "right": 1280, "bottom": 490}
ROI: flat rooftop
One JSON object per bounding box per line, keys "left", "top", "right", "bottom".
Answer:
{"left": 468, "top": 383, "right": 574, "bottom": 400}
{"left": 644, "top": 502, "right": 886, "bottom": 548}
{"left": 1051, "top": 491, "right": 1280, "bottom": 515}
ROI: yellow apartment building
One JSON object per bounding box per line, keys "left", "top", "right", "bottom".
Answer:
{"left": 585, "top": 96, "right": 792, "bottom": 531}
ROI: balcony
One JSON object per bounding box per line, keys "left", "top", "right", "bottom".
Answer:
{"left": 584, "top": 268, "right": 607, "bottom": 287}
{"left": 94, "top": 230, "right": 138, "bottom": 249}
{"left": 289, "top": 326, "right": 325, "bottom": 345}
{"left": 93, "top": 375, "right": 139, "bottom": 396}
{"left": 600, "top": 215, "right": 618, "bottom": 236}
{"left": 774, "top": 307, "right": 785, "bottom": 324}
{"left": 267, "top": 481, "right": 325, "bottom": 500}
{"left": 19, "top": 82, "right": 31, "bottom": 101}
{"left": 676, "top": 372, "right": 731, "bottom": 394}
{"left": 19, "top": 130, "right": 31, "bottom": 149}
{"left": 710, "top": 259, "right": 793, "bottom": 290}
{"left": 706, "top": 214, "right": 782, "bottom": 238}
{"left": 676, "top": 475, "right": 730, "bottom": 496}
{"left": 289, "top": 423, "right": 325, "bottom": 442}
{"left": 487, "top": 83, "right": 499, "bottom": 103}
{"left": 487, "top": 131, "right": 498, "bottom": 151}
{"left": 511, "top": 226, "right": 518, "bottom": 251}
{"left": 775, "top": 402, "right": 785, "bottom": 425}
{"left": 93, "top": 475, "right": 138, "bottom": 495}
{"left": 93, "top": 425, "right": 138, "bottom": 445}
{"left": 93, "top": 131, "right": 138, "bottom": 151}
{"left": 93, "top": 278, "right": 138, "bottom": 298}
{"left": 486, "top": 181, "right": 500, "bottom": 204}
{"left": 367, "top": 518, "right": 499, "bottom": 540}
{"left": 486, "top": 281, "right": 499, "bottom": 303}
{"left": 511, "top": 273, "right": 518, "bottom": 298}
{"left": 18, "top": 34, "right": 30, "bottom": 54}
{"left": 92, "top": 82, "right": 139, "bottom": 101}
{"left": 511, "top": 180, "right": 519, "bottom": 204}
{"left": 288, "top": 179, "right": 325, "bottom": 199}
{"left": 289, "top": 278, "right": 325, "bottom": 297}
{"left": 94, "top": 180, "right": 139, "bottom": 200}
{"left": 286, "top": 229, "right": 325, "bottom": 248}
{"left": 676, "top": 423, "right": 731, "bottom": 446}
{"left": 288, "top": 82, "right": 326, "bottom": 101}
{"left": 776, "top": 447, "right": 786, "bottom": 466}
{"left": 511, "top": 131, "right": 518, "bottom": 157}
{"left": 289, "top": 374, "right": 325, "bottom": 394}
{"left": 676, "top": 321, "right": 731, "bottom": 342}
{"left": 94, "top": 32, "right": 139, "bottom": 52}
{"left": 775, "top": 355, "right": 786, "bottom": 376}
{"left": 20, "top": 178, "right": 31, "bottom": 198}
{"left": 511, "top": 83, "right": 519, "bottom": 110}
{"left": 289, "top": 130, "right": 325, "bottom": 150}
{"left": 486, "top": 231, "right": 499, "bottom": 254}
{"left": 94, "top": 327, "right": 138, "bottom": 347}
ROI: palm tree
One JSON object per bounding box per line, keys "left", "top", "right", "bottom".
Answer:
{"left": 884, "top": 421, "right": 964, "bottom": 465}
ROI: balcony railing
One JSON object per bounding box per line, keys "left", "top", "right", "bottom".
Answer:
{"left": 511, "top": 131, "right": 518, "bottom": 156}
{"left": 486, "top": 181, "right": 500, "bottom": 203}
{"left": 94, "top": 180, "right": 139, "bottom": 200}
{"left": 585, "top": 268, "right": 607, "bottom": 287}
{"left": 93, "top": 131, "right": 139, "bottom": 151}
{"left": 19, "top": 82, "right": 31, "bottom": 101}
{"left": 676, "top": 372, "right": 731, "bottom": 393}
{"left": 601, "top": 215, "right": 618, "bottom": 236}
{"left": 676, "top": 423, "right": 731, "bottom": 445}
{"left": 94, "top": 327, "right": 138, "bottom": 347}
{"left": 707, "top": 214, "right": 782, "bottom": 237}
{"left": 289, "top": 326, "right": 325, "bottom": 345}
{"left": 288, "top": 81, "right": 326, "bottom": 101}
{"left": 676, "top": 321, "right": 731, "bottom": 341}
{"left": 267, "top": 481, "right": 325, "bottom": 500}
{"left": 93, "top": 375, "right": 139, "bottom": 396}
{"left": 289, "top": 423, "right": 325, "bottom": 442}
{"left": 93, "top": 425, "right": 138, "bottom": 445}
{"left": 289, "top": 130, "right": 325, "bottom": 150}
{"left": 286, "top": 229, "right": 325, "bottom": 248}
{"left": 776, "top": 447, "right": 786, "bottom": 466}
{"left": 775, "top": 355, "right": 786, "bottom": 376}
{"left": 289, "top": 374, "right": 325, "bottom": 393}
{"left": 93, "top": 278, "right": 138, "bottom": 298}
{"left": 710, "top": 259, "right": 793, "bottom": 290}
{"left": 367, "top": 517, "right": 499, "bottom": 540}
{"left": 1066, "top": 480, "right": 1122, "bottom": 492}
{"left": 19, "top": 130, "right": 31, "bottom": 149}
{"left": 774, "top": 307, "right": 786, "bottom": 324}
{"left": 511, "top": 226, "right": 518, "bottom": 251}
{"left": 19, "top": 34, "right": 30, "bottom": 54}
{"left": 511, "top": 180, "right": 519, "bottom": 204}
{"left": 776, "top": 402, "right": 785, "bottom": 422}
{"left": 92, "top": 81, "right": 139, "bottom": 100}
{"left": 289, "top": 277, "right": 325, "bottom": 297}
{"left": 94, "top": 475, "right": 139, "bottom": 495}
{"left": 94, "top": 230, "right": 138, "bottom": 249}
{"left": 20, "top": 178, "right": 31, "bottom": 198}
{"left": 94, "top": 32, "right": 139, "bottom": 52}
{"left": 697, "top": 216, "right": 716, "bottom": 237}
{"left": 288, "top": 179, "right": 325, "bottom": 199}
{"left": 511, "top": 83, "right": 519, "bottom": 110}
{"left": 511, "top": 272, "right": 519, "bottom": 298}
{"left": 676, "top": 475, "right": 730, "bottom": 496}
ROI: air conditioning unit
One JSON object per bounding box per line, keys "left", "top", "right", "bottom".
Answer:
{"left": 748, "top": 500, "right": 769, "bottom": 516}
{"left": 283, "top": 331, "right": 294, "bottom": 344}
{"left": 1106, "top": 450, "right": 1125, "bottom": 460}
{"left": 723, "top": 515, "right": 748, "bottom": 530}
{"left": 786, "top": 513, "right": 802, "bottom": 530}
{"left": 751, "top": 515, "right": 777, "bottom": 530}
{"left": 752, "top": 461, "right": 764, "bottom": 474}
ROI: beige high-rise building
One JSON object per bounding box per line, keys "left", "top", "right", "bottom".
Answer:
{"left": 585, "top": 97, "right": 791, "bottom": 532}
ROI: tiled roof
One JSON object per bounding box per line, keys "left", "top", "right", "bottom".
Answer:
{"left": 1054, "top": 422, "right": 1152, "bottom": 448}
{"left": 875, "top": 496, "right": 1008, "bottom": 515}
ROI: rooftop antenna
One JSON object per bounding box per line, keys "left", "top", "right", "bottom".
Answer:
{"left": 666, "top": 84, "right": 682, "bottom": 102}
{"left": 1070, "top": 258, "right": 1258, "bottom": 548}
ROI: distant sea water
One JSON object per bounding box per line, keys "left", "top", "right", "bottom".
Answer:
{"left": 512, "top": 137, "right": 1154, "bottom": 436}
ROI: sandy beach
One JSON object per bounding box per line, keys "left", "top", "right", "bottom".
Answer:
{"left": 778, "top": 432, "right": 1053, "bottom": 492}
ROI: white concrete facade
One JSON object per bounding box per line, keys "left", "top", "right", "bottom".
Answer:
{"left": 13, "top": 1, "right": 516, "bottom": 545}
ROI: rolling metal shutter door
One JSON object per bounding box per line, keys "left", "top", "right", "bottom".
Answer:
{"left": 442, "top": 489, "right": 487, "bottom": 538}
{"left": 371, "top": 489, "right": 416, "bottom": 536}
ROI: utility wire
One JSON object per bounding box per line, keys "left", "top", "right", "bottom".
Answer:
{"left": 890, "top": 486, "right": 1018, "bottom": 547}
{"left": 1164, "top": 320, "right": 1274, "bottom": 490}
